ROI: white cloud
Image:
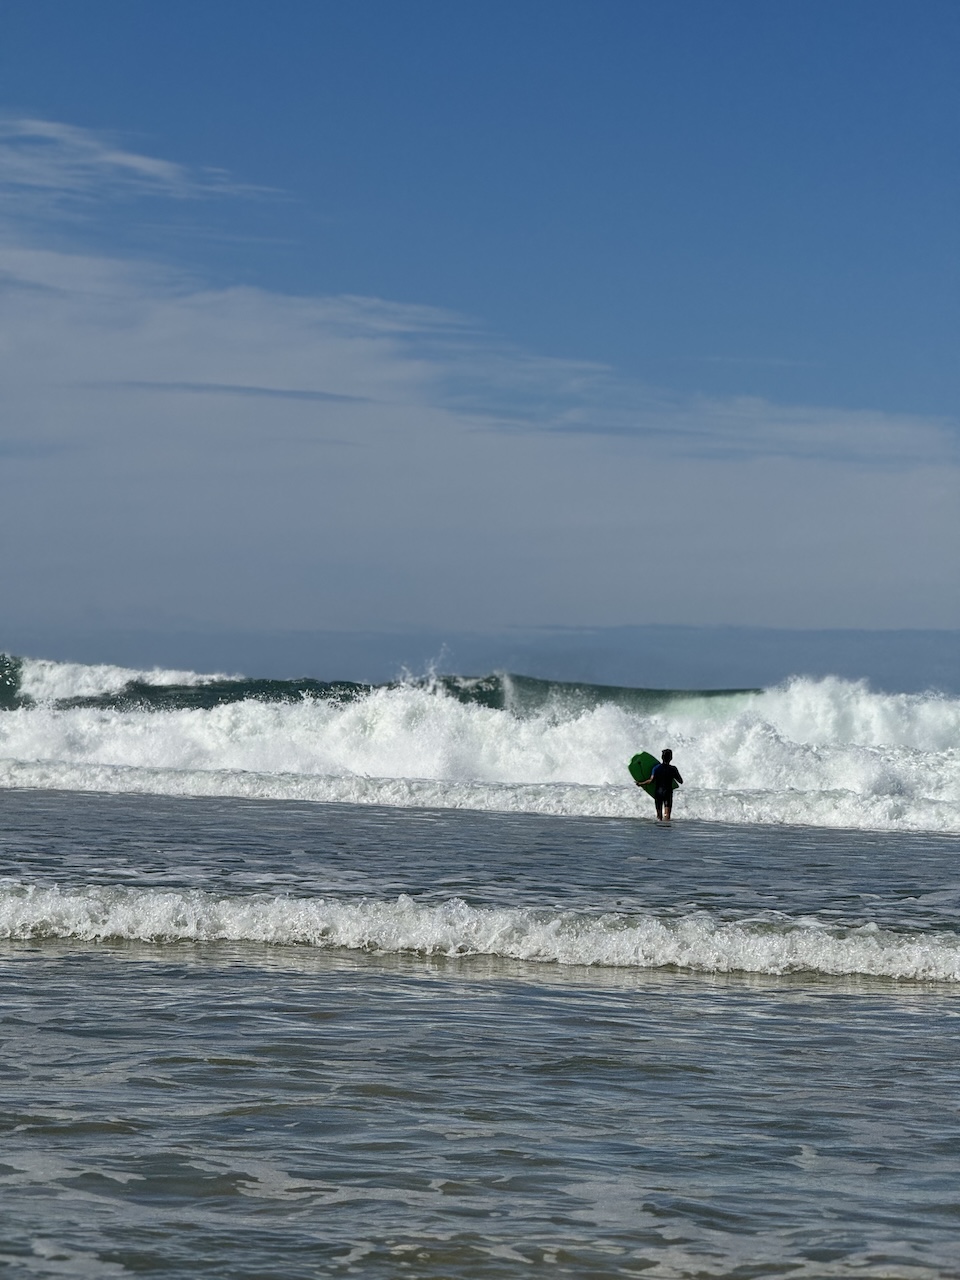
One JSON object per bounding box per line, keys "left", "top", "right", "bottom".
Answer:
{"left": 0, "top": 117, "right": 253, "bottom": 216}
{"left": 0, "top": 121, "right": 957, "bottom": 634}
{"left": 431, "top": 341, "right": 958, "bottom": 466}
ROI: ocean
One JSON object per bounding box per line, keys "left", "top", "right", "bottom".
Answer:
{"left": 1, "top": 654, "right": 959, "bottom": 1277}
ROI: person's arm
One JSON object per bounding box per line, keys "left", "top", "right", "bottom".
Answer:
{"left": 673, "top": 768, "right": 683, "bottom": 785}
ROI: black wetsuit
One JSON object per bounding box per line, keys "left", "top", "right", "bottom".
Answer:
{"left": 652, "top": 762, "right": 683, "bottom": 801}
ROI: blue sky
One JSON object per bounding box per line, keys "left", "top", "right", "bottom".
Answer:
{"left": 0, "top": 0, "right": 958, "bottom": 652}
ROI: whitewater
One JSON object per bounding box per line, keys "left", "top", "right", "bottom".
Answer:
{"left": 4, "top": 882, "right": 960, "bottom": 982}
{"left": 1, "top": 653, "right": 957, "bottom": 833}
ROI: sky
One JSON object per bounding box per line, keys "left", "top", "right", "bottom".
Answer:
{"left": 0, "top": 0, "right": 958, "bottom": 667}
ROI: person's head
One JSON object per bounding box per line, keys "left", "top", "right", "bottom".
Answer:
{"left": 661, "top": 748, "right": 673, "bottom": 761}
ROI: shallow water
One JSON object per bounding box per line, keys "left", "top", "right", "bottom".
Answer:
{"left": 1, "top": 790, "right": 960, "bottom": 1277}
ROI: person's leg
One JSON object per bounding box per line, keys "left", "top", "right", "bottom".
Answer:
{"left": 663, "top": 801, "right": 672, "bottom": 820}
{"left": 655, "top": 797, "right": 663, "bottom": 820}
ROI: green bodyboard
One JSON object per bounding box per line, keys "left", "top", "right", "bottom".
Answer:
{"left": 628, "top": 751, "right": 677, "bottom": 799}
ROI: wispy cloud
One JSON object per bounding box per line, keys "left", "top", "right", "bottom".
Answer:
{"left": 0, "top": 117, "right": 258, "bottom": 217}
{"left": 107, "top": 381, "right": 369, "bottom": 404}
{"left": 0, "top": 122, "right": 957, "bottom": 633}
{"left": 533, "top": 392, "right": 958, "bottom": 467}
{"left": 4, "top": 120, "right": 950, "bottom": 470}
{"left": 700, "top": 355, "right": 818, "bottom": 368}
{"left": 0, "top": 226, "right": 954, "bottom": 475}
{"left": 422, "top": 338, "right": 959, "bottom": 467}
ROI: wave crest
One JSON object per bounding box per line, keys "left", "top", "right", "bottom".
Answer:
{"left": 2, "top": 884, "right": 958, "bottom": 982}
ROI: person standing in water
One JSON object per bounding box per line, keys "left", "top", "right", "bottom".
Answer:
{"left": 638, "top": 748, "right": 683, "bottom": 821}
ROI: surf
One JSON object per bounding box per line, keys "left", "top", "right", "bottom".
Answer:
{"left": 2, "top": 882, "right": 958, "bottom": 982}
{"left": 0, "top": 653, "right": 958, "bottom": 834}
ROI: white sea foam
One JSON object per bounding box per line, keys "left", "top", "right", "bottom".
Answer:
{"left": 1, "top": 883, "right": 957, "bottom": 981}
{"left": 0, "top": 663, "right": 958, "bottom": 833}
{"left": 18, "top": 657, "right": 231, "bottom": 703}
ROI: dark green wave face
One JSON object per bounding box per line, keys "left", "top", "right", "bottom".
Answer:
{"left": 51, "top": 677, "right": 373, "bottom": 712}
{"left": 449, "top": 673, "right": 761, "bottom": 717}
{"left": 0, "top": 653, "right": 758, "bottom": 715}
{"left": 0, "top": 654, "right": 23, "bottom": 710}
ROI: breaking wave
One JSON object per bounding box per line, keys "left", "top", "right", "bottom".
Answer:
{"left": 1, "top": 653, "right": 958, "bottom": 834}
{"left": 2, "top": 883, "right": 958, "bottom": 982}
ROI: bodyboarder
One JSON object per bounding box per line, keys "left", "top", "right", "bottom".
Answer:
{"left": 637, "top": 748, "right": 683, "bottom": 821}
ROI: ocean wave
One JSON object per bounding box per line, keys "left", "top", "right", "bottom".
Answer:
{"left": 0, "top": 655, "right": 958, "bottom": 834}
{"left": 2, "top": 656, "right": 750, "bottom": 715}
{"left": 0, "top": 654, "right": 236, "bottom": 708}
{"left": 2, "top": 884, "right": 958, "bottom": 981}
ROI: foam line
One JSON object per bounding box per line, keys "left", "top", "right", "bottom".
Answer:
{"left": 0, "top": 758, "right": 957, "bottom": 834}
{"left": 2, "top": 884, "right": 958, "bottom": 981}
